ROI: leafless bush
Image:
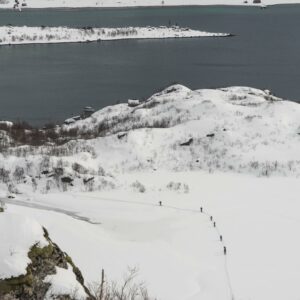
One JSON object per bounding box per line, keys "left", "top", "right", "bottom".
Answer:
{"left": 131, "top": 181, "right": 146, "bottom": 193}
{"left": 90, "top": 268, "right": 154, "bottom": 300}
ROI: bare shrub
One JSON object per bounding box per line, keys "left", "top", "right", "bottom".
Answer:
{"left": 90, "top": 268, "right": 154, "bottom": 300}
{"left": 131, "top": 181, "right": 146, "bottom": 193}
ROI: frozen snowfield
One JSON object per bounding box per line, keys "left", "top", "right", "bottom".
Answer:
{"left": 3, "top": 171, "right": 300, "bottom": 300}
{"left": 1, "top": 0, "right": 300, "bottom": 9}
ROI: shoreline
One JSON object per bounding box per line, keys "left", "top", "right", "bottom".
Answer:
{"left": 1, "top": 2, "right": 300, "bottom": 10}
{"left": 0, "top": 25, "right": 231, "bottom": 46}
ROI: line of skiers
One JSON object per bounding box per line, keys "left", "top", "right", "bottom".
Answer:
{"left": 200, "top": 206, "right": 227, "bottom": 255}
{"left": 158, "top": 202, "right": 227, "bottom": 255}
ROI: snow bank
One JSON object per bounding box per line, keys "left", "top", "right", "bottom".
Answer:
{"left": 0, "top": 212, "right": 48, "bottom": 279}
{"left": 0, "top": 25, "right": 229, "bottom": 46}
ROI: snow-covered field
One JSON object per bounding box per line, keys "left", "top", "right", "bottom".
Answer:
{"left": 0, "top": 26, "right": 229, "bottom": 46}
{"left": 1, "top": 84, "right": 300, "bottom": 299}
{"left": 3, "top": 171, "right": 300, "bottom": 300}
{"left": 1, "top": 0, "right": 300, "bottom": 9}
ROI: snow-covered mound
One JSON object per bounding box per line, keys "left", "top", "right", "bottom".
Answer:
{"left": 0, "top": 210, "right": 90, "bottom": 299}
{"left": 0, "top": 84, "right": 299, "bottom": 195}
{"left": 0, "top": 25, "right": 229, "bottom": 46}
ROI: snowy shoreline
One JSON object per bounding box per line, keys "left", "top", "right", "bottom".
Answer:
{"left": 0, "top": 25, "right": 230, "bottom": 46}
{"left": 1, "top": 0, "right": 300, "bottom": 9}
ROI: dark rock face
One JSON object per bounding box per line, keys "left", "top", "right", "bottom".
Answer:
{"left": 0, "top": 228, "right": 93, "bottom": 300}
{"left": 180, "top": 138, "right": 193, "bottom": 146}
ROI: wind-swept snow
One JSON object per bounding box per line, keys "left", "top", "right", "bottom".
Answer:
{"left": 0, "top": 26, "right": 229, "bottom": 46}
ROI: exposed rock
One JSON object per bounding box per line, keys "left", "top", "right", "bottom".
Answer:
{"left": 0, "top": 228, "right": 93, "bottom": 300}
{"left": 180, "top": 138, "right": 193, "bottom": 146}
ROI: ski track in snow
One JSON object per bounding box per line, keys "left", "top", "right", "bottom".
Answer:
{"left": 2, "top": 195, "right": 236, "bottom": 299}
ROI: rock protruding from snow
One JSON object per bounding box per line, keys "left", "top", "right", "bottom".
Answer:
{"left": 0, "top": 211, "right": 91, "bottom": 299}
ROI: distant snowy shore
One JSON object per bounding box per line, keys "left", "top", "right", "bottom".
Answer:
{"left": 0, "top": 26, "right": 230, "bottom": 46}
{"left": 0, "top": 0, "right": 300, "bottom": 9}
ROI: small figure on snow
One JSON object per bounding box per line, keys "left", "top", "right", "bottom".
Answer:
{"left": 213, "top": 221, "right": 216, "bottom": 227}
{"left": 159, "top": 201, "right": 162, "bottom": 206}
{"left": 223, "top": 246, "right": 227, "bottom": 255}
{"left": 200, "top": 207, "right": 203, "bottom": 213}
{"left": 220, "top": 235, "right": 223, "bottom": 242}
{"left": 210, "top": 216, "right": 213, "bottom": 221}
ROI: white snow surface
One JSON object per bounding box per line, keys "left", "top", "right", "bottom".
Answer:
{"left": 4, "top": 171, "right": 300, "bottom": 300}
{"left": 0, "top": 212, "right": 48, "bottom": 279}
{"left": 1, "top": 0, "right": 300, "bottom": 9}
{"left": 0, "top": 26, "right": 229, "bottom": 46}
{"left": 44, "top": 264, "right": 88, "bottom": 300}
{"left": 1, "top": 84, "right": 300, "bottom": 299}
{"left": 1, "top": 84, "right": 300, "bottom": 197}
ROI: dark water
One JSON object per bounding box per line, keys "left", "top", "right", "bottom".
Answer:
{"left": 1, "top": 5, "right": 300, "bottom": 124}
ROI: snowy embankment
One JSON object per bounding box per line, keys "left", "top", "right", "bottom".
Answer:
{"left": 0, "top": 26, "right": 229, "bottom": 46}
{"left": 0, "top": 0, "right": 300, "bottom": 9}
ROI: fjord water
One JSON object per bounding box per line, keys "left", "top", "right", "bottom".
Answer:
{"left": 1, "top": 5, "right": 300, "bottom": 124}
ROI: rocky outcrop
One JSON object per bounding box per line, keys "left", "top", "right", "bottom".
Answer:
{"left": 0, "top": 228, "right": 93, "bottom": 300}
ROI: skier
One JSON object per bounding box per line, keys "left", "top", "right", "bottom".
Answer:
{"left": 210, "top": 216, "right": 213, "bottom": 221}
{"left": 220, "top": 235, "right": 223, "bottom": 242}
{"left": 223, "top": 246, "right": 227, "bottom": 255}
{"left": 200, "top": 207, "right": 203, "bottom": 213}
{"left": 159, "top": 201, "right": 162, "bottom": 206}
{"left": 213, "top": 222, "right": 216, "bottom": 227}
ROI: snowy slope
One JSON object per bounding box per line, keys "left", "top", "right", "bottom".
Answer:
{"left": 64, "top": 84, "right": 300, "bottom": 177}
{"left": 4, "top": 171, "right": 300, "bottom": 300}
{"left": 1, "top": 0, "right": 300, "bottom": 9}
{"left": 1, "top": 84, "right": 300, "bottom": 197}
{"left": 1, "top": 84, "right": 300, "bottom": 299}
{"left": 0, "top": 26, "right": 229, "bottom": 46}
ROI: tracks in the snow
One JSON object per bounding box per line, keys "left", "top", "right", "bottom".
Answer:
{"left": 2, "top": 195, "right": 235, "bottom": 299}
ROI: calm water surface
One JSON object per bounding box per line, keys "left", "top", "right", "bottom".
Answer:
{"left": 1, "top": 5, "right": 300, "bottom": 124}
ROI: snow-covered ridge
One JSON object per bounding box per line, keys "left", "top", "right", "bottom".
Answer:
{"left": 0, "top": 25, "right": 230, "bottom": 46}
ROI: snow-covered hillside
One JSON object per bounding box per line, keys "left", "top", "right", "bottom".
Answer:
{"left": 1, "top": 84, "right": 300, "bottom": 300}
{"left": 0, "top": 84, "right": 300, "bottom": 196}
{"left": 0, "top": 26, "right": 229, "bottom": 46}
{"left": 0, "top": 0, "right": 300, "bottom": 9}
